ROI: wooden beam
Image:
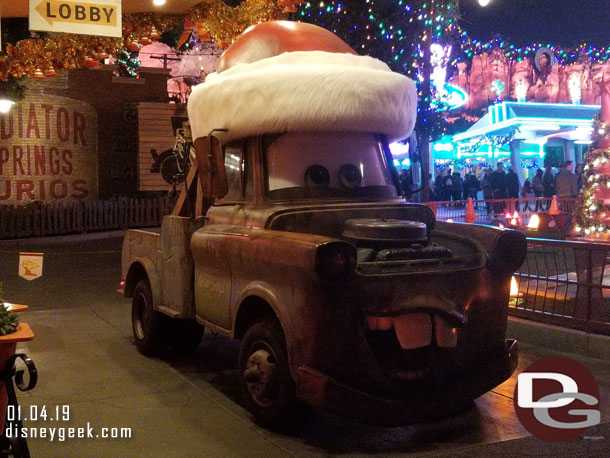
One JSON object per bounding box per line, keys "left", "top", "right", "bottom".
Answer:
{"left": 171, "top": 162, "right": 198, "bottom": 217}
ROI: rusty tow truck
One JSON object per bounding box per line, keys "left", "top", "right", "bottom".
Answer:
{"left": 121, "top": 21, "right": 526, "bottom": 427}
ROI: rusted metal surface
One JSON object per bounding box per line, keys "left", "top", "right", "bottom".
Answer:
{"left": 122, "top": 132, "right": 528, "bottom": 424}
{"left": 511, "top": 237, "right": 610, "bottom": 335}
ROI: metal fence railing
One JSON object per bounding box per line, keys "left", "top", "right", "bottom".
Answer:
{"left": 511, "top": 237, "right": 610, "bottom": 336}
{"left": 424, "top": 197, "right": 578, "bottom": 225}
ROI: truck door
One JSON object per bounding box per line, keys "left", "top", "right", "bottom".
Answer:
{"left": 193, "top": 141, "right": 251, "bottom": 330}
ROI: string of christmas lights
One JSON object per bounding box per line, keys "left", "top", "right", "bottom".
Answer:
{"left": 572, "top": 145, "right": 610, "bottom": 236}
{"left": 115, "top": 50, "right": 141, "bottom": 78}
{"left": 455, "top": 127, "right": 520, "bottom": 156}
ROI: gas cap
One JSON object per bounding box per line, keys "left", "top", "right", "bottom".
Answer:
{"left": 342, "top": 218, "right": 428, "bottom": 247}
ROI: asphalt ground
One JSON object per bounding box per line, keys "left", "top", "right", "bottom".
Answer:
{"left": 0, "top": 235, "right": 608, "bottom": 457}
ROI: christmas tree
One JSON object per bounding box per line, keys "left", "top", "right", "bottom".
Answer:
{"left": 299, "top": 1, "right": 462, "bottom": 199}
{"left": 299, "top": 1, "right": 461, "bottom": 135}
{"left": 572, "top": 75, "right": 610, "bottom": 239}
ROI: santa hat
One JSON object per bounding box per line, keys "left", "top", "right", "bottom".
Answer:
{"left": 187, "top": 21, "right": 417, "bottom": 143}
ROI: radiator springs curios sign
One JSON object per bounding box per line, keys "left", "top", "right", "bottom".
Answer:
{"left": 0, "top": 95, "right": 98, "bottom": 203}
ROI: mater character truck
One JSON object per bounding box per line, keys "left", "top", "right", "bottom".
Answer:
{"left": 121, "top": 21, "right": 526, "bottom": 427}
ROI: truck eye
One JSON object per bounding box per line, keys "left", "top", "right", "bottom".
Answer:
{"left": 304, "top": 164, "right": 330, "bottom": 187}
{"left": 338, "top": 164, "right": 362, "bottom": 190}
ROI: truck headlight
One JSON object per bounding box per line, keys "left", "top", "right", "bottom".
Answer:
{"left": 316, "top": 242, "right": 357, "bottom": 280}
{"left": 491, "top": 230, "right": 527, "bottom": 273}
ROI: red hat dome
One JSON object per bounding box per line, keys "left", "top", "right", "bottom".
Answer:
{"left": 217, "top": 21, "right": 356, "bottom": 73}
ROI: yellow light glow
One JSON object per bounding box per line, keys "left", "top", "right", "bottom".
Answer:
{"left": 527, "top": 214, "right": 540, "bottom": 229}
{"left": 153, "top": 0, "right": 166, "bottom": 6}
{"left": 510, "top": 276, "right": 518, "bottom": 296}
{"left": 0, "top": 100, "right": 15, "bottom": 114}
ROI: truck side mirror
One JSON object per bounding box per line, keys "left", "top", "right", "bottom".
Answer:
{"left": 194, "top": 135, "right": 228, "bottom": 198}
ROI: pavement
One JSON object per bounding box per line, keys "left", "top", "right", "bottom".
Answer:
{"left": 0, "top": 235, "right": 609, "bottom": 457}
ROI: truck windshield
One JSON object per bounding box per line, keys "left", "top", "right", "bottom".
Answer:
{"left": 265, "top": 132, "right": 398, "bottom": 200}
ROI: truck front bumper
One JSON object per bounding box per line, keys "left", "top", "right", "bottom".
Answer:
{"left": 296, "top": 339, "right": 518, "bottom": 426}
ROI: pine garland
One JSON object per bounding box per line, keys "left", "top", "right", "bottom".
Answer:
{"left": 0, "top": 284, "right": 19, "bottom": 336}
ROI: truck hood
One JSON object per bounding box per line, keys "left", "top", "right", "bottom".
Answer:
{"left": 265, "top": 201, "right": 436, "bottom": 240}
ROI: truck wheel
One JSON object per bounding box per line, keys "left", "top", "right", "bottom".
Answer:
{"left": 239, "top": 318, "right": 304, "bottom": 429}
{"left": 171, "top": 320, "right": 205, "bottom": 352}
{"left": 132, "top": 279, "right": 169, "bottom": 356}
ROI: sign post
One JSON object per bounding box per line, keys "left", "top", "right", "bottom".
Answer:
{"left": 29, "top": 0, "right": 122, "bottom": 38}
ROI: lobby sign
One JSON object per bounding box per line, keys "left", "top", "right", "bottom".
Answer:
{"left": 0, "top": 95, "right": 98, "bottom": 203}
{"left": 29, "top": 0, "right": 121, "bottom": 38}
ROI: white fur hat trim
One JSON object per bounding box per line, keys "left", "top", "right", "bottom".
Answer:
{"left": 188, "top": 51, "right": 417, "bottom": 143}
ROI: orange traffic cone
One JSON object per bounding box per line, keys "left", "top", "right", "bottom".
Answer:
{"left": 465, "top": 198, "right": 478, "bottom": 223}
{"left": 549, "top": 195, "right": 560, "bottom": 215}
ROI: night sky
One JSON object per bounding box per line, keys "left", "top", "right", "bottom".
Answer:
{"left": 459, "top": 0, "right": 608, "bottom": 47}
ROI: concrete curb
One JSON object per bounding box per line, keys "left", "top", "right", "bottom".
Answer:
{"left": 0, "top": 229, "right": 130, "bottom": 247}
{"left": 507, "top": 316, "right": 610, "bottom": 360}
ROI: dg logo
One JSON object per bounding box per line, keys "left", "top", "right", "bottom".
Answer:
{"left": 514, "top": 356, "right": 601, "bottom": 442}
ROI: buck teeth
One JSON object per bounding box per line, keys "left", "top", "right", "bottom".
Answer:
{"left": 434, "top": 315, "right": 458, "bottom": 348}
{"left": 365, "top": 313, "right": 458, "bottom": 349}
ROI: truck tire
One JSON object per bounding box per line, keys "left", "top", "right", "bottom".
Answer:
{"left": 239, "top": 317, "right": 305, "bottom": 429}
{"left": 132, "top": 278, "right": 169, "bottom": 356}
{"left": 171, "top": 320, "right": 205, "bottom": 352}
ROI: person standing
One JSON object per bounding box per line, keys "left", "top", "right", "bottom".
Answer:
{"left": 542, "top": 165, "right": 556, "bottom": 198}
{"left": 542, "top": 165, "right": 556, "bottom": 210}
{"left": 464, "top": 172, "right": 480, "bottom": 200}
{"left": 490, "top": 163, "right": 508, "bottom": 215}
{"left": 532, "top": 169, "right": 544, "bottom": 197}
{"left": 555, "top": 161, "right": 578, "bottom": 197}
{"left": 507, "top": 167, "right": 520, "bottom": 198}
{"left": 481, "top": 168, "right": 493, "bottom": 214}
{"left": 442, "top": 169, "right": 453, "bottom": 201}
{"left": 434, "top": 171, "right": 444, "bottom": 201}
{"left": 532, "top": 168, "right": 544, "bottom": 211}
{"left": 507, "top": 166, "right": 521, "bottom": 210}
{"left": 521, "top": 179, "right": 535, "bottom": 211}
{"left": 452, "top": 171, "right": 463, "bottom": 203}
{"left": 555, "top": 160, "right": 579, "bottom": 212}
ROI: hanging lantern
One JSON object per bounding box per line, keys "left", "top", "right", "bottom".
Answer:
{"left": 44, "top": 65, "right": 58, "bottom": 77}
{"left": 33, "top": 68, "right": 45, "bottom": 79}
{"left": 150, "top": 27, "right": 161, "bottom": 41}
{"left": 83, "top": 57, "right": 100, "bottom": 69}
{"left": 127, "top": 39, "right": 142, "bottom": 52}
{"left": 139, "top": 36, "right": 153, "bottom": 46}
{"left": 197, "top": 26, "right": 212, "bottom": 42}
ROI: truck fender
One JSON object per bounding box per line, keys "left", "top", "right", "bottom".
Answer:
{"left": 232, "top": 282, "right": 286, "bottom": 340}
{"left": 125, "top": 257, "right": 162, "bottom": 312}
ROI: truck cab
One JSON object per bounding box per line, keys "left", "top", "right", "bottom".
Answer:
{"left": 121, "top": 21, "right": 526, "bottom": 428}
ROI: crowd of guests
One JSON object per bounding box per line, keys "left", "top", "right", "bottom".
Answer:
{"left": 430, "top": 161, "right": 583, "bottom": 205}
